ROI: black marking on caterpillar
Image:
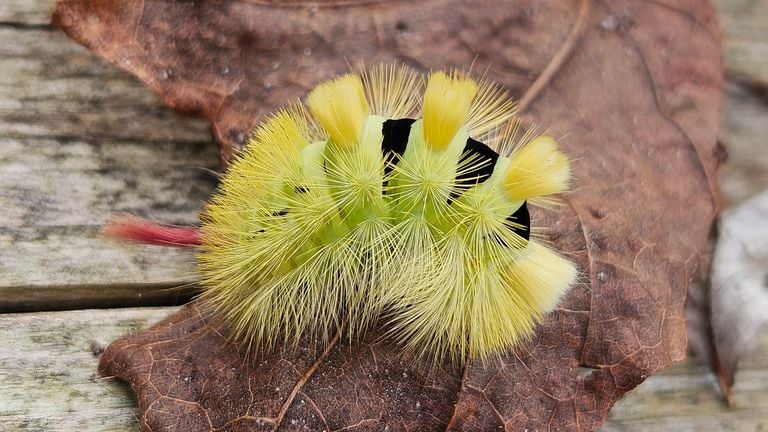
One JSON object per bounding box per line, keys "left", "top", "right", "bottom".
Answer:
{"left": 379, "top": 115, "right": 525, "bottom": 239}
{"left": 507, "top": 201, "right": 531, "bottom": 241}
{"left": 449, "top": 137, "right": 499, "bottom": 204}
{"left": 381, "top": 118, "right": 416, "bottom": 177}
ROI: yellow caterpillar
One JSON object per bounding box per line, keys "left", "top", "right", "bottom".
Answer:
{"left": 198, "top": 64, "right": 577, "bottom": 364}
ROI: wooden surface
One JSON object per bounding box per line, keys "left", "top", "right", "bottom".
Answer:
{"left": 1, "top": 0, "right": 767, "bottom": 430}
{"left": 0, "top": 2, "right": 218, "bottom": 311}
{"left": 716, "top": 0, "right": 768, "bottom": 85}
{"left": 0, "top": 307, "right": 766, "bottom": 431}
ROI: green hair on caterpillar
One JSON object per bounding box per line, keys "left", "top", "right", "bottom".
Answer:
{"left": 104, "top": 64, "right": 577, "bottom": 364}
{"left": 192, "top": 63, "right": 577, "bottom": 364}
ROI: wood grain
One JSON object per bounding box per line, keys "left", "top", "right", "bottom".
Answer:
{"left": 717, "top": 83, "right": 768, "bottom": 205}
{"left": 0, "top": 0, "right": 53, "bottom": 25}
{"left": 0, "top": 307, "right": 765, "bottom": 431}
{"left": 0, "top": 8, "right": 217, "bottom": 311}
{"left": 715, "top": 0, "right": 768, "bottom": 85}
{"left": 0, "top": 307, "right": 169, "bottom": 431}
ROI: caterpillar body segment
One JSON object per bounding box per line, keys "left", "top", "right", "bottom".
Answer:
{"left": 198, "top": 64, "right": 576, "bottom": 363}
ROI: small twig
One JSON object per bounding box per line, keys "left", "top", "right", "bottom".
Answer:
{"left": 272, "top": 320, "right": 349, "bottom": 430}
{"left": 517, "top": 0, "right": 592, "bottom": 113}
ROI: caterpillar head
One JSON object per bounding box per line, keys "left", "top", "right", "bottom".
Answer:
{"left": 198, "top": 64, "right": 577, "bottom": 364}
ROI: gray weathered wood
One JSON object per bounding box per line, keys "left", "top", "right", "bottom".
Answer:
{"left": 0, "top": 15, "right": 217, "bottom": 310}
{"left": 0, "top": 308, "right": 171, "bottom": 431}
{"left": 718, "top": 83, "right": 768, "bottom": 205}
{"left": 715, "top": 0, "right": 768, "bottom": 85}
{"left": 0, "top": 307, "right": 766, "bottom": 431}
{"left": 0, "top": 134, "right": 214, "bottom": 310}
{"left": 605, "top": 350, "right": 768, "bottom": 431}
{"left": 0, "top": 0, "right": 53, "bottom": 26}
{"left": 0, "top": 27, "right": 212, "bottom": 143}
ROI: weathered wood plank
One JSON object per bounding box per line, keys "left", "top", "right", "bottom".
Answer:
{"left": 0, "top": 27, "right": 212, "bottom": 144}
{"left": 0, "top": 20, "right": 218, "bottom": 309}
{"left": 0, "top": 133, "right": 217, "bottom": 310}
{"left": 0, "top": 308, "right": 171, "bottom": 431}
{"left": 715, "top": 0, "right": 768, "bottom": 85}
{"left": 605, "top": 360, "right": 768, "bottom": 431}
{"left": 0, "top": 0, "right": 53, "bottom": 26}
{"left": 0, "top": 307, "right": 766, "bottom": 431}
{"left": 718, "top": 83, "right": 768, "bottom": 205}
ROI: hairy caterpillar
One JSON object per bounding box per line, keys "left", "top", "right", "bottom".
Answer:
{"left": 196, "top": 64, "right": 577, "bottom": 364}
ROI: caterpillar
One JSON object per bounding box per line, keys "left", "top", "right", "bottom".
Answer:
{"left": 197, "top": 64, "right": 577, "bottom": 364}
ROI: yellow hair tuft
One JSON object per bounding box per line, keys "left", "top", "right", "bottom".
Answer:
{"left": 362, "top": 63, "right": 423, "bottom": 119}
{"left": 248, "top": 105, "right": 314, "bottom": 158}
{"left": 422, "top": 71, "right": 478, "bottom": 151}
{"left": 307, "top": 73, "right": 369, "bottom": 149}
{"left": 505, "top": 242, "right": 577, "bottom": 314}
{"left": 503, "top": 135, "right": 570, "bottom": 201}
{"left": 466, "top": 78, "right": 517, "bottom": 138}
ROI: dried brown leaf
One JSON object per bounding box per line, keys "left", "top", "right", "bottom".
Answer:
{"left": 53, "top": 0, "right": 723, "bottom": 430}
